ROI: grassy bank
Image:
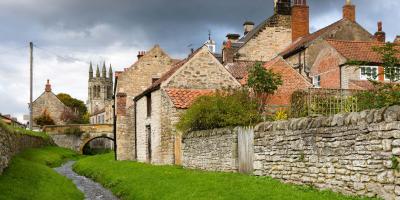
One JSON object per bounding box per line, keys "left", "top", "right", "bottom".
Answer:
{"left": 74, "top": 153, "right": 377, "bottom": 200}
{"left": 0, "top": 120, "right": 50, "bottom": 140}
{"left": 0, "top": 147, "right": 84, "bottom": 200}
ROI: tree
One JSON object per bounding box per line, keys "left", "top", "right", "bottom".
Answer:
{"left": 373, "top": 42, "right": 400, "bottom": 83}
{"left": 247, "top": 62, "right": 283, "bottom": 113}
{"left": 34, "top": 109, "right": 55, "bottom": 127}
{"left": 57, "top": 93, "right": 89, "bottom": 124}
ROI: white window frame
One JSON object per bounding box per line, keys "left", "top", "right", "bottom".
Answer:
{"left": 312, "top": 75, "right": 321, "bottom": 88}
{"left": 360, "top": 66, "right": 378, "bottom": 80}
{"left": 384, "top": 67, "right": 400, "bottom": 81}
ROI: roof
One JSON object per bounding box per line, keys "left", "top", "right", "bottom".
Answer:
{"left": 0, "top": 114, "right": 24, "bottom": 126}
{"left": 348, "top": 80, "right": 375, "bottom": 90}
{"left": 165, "top": 88, "right": 214, "bottom": 109}
{"left": 134, "top": 47, "right": 205, "bottom": 101}
{"left": 326, "top": 39, "right": 400, "bottom": 63}
{"left": 238, "top": 14, "right": 291, "bottom": 48}
{"left": 225, "top": 61, "right": 257, "bottom": 79}
{"left": 280, "top": 19, "right": 345, "bottom": 57}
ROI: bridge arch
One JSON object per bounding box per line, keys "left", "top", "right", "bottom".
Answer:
{"left": 79, "top": 135, "right": 115, "bottom": 154}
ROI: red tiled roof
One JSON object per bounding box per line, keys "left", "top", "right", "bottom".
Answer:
{"left": 225, "top": 61, "right": 256, "bottom": 79}
{"left": 165, "top": 88, "right": 214, "bottom": 109}
{"left": 326, "top": 39, "right": 400, "bottom": 63}
{"left": 280, "top": 19, "right": 345, "bottom": 57}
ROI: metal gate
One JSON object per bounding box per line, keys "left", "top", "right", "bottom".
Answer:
{"left": 238, "top": 127, "right": 254, "bottom": 174}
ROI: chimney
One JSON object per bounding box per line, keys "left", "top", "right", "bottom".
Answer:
{"left": 275, "top": 0, "right": 292, "bottom": 15}
{"left": 243, "top": 21, "right": 255, "bottom": 35}
{"left": 226, "top": 33, "right": 240, "bottom": 43}
{"left": 222, "top": 40, "right": 235, "bottom": 64}
{"left": 45, "top": 79, "right": 52, "bottom": 92}
{"left": 343, "top": 0, "right": 356, "bottom": 22}
{"left": 374, "top": 21, "right": 386, "bottom": 42}
{"left": 291, "top": 0, "right": 309, "bottom": 42}
{"left": 394, "top": 36, "right": 400, "bottom": 44}
{"left": 137, "top": 51, "right": 146, "bottom": 59}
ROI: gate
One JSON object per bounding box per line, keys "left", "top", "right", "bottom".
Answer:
{"left": 237, "top": 127, "right": 254, "bottom": 174}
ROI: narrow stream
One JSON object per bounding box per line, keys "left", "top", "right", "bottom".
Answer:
{"left": 54, "top": 161, "right": 119, "bottom": 200}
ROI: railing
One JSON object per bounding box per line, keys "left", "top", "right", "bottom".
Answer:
{"left": 290, "top": 88, "right": 362, "bottom": 118}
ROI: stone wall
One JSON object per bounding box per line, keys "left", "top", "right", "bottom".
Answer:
{"left": 0, "top": 127, "right": 52, "bottom": 174}
{"left": 253, "top": 106, "right": 400, "bottom": 199}
{"left": 32, "top": 91, "right": 68, "bottom": 128}
{"left": 182, "top": 128, "right": 238, "bottom": 172}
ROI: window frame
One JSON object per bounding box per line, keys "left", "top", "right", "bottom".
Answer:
{"left": 312, "top": 75, "right": 321, "bottom": 88}
{"left": 360, "top": 66, "right": 379, "bottom": 80}
{"left": 384, "top": 66, "right": 400, "bottom": 81}
{"left": 146, "top": 94, "right": 152, "bottom": 118}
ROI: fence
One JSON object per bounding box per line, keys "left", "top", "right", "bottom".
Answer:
{"left": 290, "top": 88, "right": 362, "bottom": 118}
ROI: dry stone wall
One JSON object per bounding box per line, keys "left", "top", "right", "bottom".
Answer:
{"left": 182, "top": 128, "right": 238, "bottom": 172}
{"left": 254, "top": 106, "right": 400, "bottom": 200}
{"left": 0, "top": 127, "right": 52, "bottom": 174}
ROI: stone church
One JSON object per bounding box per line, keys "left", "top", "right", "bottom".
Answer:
{"left": 87, "top": 62, "right": 114, "bottom": 124}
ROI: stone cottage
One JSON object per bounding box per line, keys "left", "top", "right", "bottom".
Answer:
{"left": 115, "top": 45, "right": 179, "bottom": 160}
{"left": 133, "top": 46, "right": 241, "bottom": 165}
{"left": 31, "top": 80, "right": 69, "bottom": 128}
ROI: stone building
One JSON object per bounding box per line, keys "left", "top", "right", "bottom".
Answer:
{"left": 222, "top": 0, "right": 292, "bottom": 64}
{"left": 115, "top": 45, "right": 179, "bottom": 160}
{"left": 133, "top": 46, "right": 240, "bottom": 165}
{"left": 87, "top": 62, "right": 114, "bottom": 125}
{"left": 280, "top": 0, "right": 373, "bottom": 80}
{"left": 31, "top": 80, "right": 69, "bottom": 128}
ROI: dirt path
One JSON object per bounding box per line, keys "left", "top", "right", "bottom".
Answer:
{"left": 54, "top": 161, "right": 119, "bottom": 200}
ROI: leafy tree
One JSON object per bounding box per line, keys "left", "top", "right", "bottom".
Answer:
{"left": 247, "top": 62, "right": 283, "bottom": 113}
{"left": 34, "top": 109, "right": 55, "bottom": 127}
{"left": 57, "top": 93, "right": 89, "bottom": 124}
{"left": 372, "top": 42, "right": 400, "bottom": 83}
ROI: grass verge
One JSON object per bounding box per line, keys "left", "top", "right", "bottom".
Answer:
{"left": 0, "top": 120, "right": 50, "bottom": 140}
{"left": 74, "top": 153, "right": 378, "bottom": 200}
{"left": 0, "top": 146, "right": 84, "bottom": 200}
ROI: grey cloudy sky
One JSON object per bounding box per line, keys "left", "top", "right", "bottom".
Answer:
{"left": 0, "top": 0, "right": 399, "bottom": 122}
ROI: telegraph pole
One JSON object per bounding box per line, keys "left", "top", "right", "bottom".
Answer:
{"left": 29, "top": 42, "right": 33, "bottom": 130}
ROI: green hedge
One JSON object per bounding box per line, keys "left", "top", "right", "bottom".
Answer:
{"left": 176, "top": 90, "right": 262, "bottom": 133}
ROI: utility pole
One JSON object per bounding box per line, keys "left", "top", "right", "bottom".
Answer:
{"left": 29, "top": 42, "right": 33, "bottom": 130}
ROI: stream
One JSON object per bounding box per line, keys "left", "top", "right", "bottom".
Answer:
{"left": 54, "top": 161, "right": 119, "bottom": 200}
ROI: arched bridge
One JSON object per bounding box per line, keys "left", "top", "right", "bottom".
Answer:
{"left": 43, "top": 124, "right": 114, "bottom": 153}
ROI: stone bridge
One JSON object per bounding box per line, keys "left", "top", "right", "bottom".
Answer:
{"left": 43, "top": 124, "right": 114, "bottom": 153}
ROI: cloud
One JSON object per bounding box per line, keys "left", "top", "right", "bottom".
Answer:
{"left": 0, "top": 0, "right": 398, "bottom": 122}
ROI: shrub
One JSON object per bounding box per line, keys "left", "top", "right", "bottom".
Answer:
{"left": 273, "top": 110, "right": 288, "bottom": 121}
{"left": 355, "top": 83, "right": 400, "bottom": 110}
{"left": 34, "top": 110, "right": 55, "bottom": 127}
{"left": 176, "top": 90, "right": 262, "bottom": 133}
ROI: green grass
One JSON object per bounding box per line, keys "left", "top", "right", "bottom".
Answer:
{"left": 0, "top": 120, "right": 50, "bottom": 140}
{"left": 73, "top": 153, "right": 378, "bottom": 200}
{"left": 0, "top": 147, "right": 84, "bottom": 200}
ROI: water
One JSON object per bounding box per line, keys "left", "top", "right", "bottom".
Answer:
{"left": 54, "top": 161, "right": 119, "bottom": 200}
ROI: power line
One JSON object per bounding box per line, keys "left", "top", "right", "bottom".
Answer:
{"left": 0, "top": 45, "right": 29, "bottom": 55}
{"left": 33, "top": 45, "right": 91, "bottom": 65}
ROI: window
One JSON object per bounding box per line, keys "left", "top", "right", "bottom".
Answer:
{"left": 384, "top": 67, "right": 400, "bottom": 81}
{"left": 360, "top": 66, "right": 378, "bottom": 80}
{"left": 313, "top": 75, "right": 321, "bottom": 88}
{"left": 146, "top": 125, "right": 152, "bottom": 162}
{"left": 146, "top": 94, "right": 152, "bottom": 117}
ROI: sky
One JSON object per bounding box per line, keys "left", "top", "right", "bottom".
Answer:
{"left": 0, "top": 0, "right": 399, "bottom": 122}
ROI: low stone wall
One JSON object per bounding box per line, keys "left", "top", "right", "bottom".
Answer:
{"left": 0, "top": 127, "right": 52, "bottom": 174}
{"left": 254, "top": 106, "right": 400, "bottom": 199}
{"left": 182, "top": 128, "right": 238, "bottom": 172}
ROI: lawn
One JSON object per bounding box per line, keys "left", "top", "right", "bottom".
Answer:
{"left": 0, "top": 146, "right": 84, "bottom": 200}
{"left": 73, "top": 153, "right": 378, "bottom": 200}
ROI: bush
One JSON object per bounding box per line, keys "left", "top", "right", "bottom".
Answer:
{"left": 176, "top": 90, "right": 262, "bottom": 133}
{"left": 355, "top": 83, "right": 400, "bottom": 110}
{"left": 34, "top": 110, "right": 55, "bottom": 127}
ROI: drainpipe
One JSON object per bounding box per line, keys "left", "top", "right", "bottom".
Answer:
{"left": 134, "top": 99, "right": 137, "bottom": 160}
{"left": 113, "top": 76, "right": 118, "bottom": 161}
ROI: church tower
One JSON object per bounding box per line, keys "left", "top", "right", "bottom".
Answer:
{"left": 87, "top": 62, "right": 113, "bottom": 114}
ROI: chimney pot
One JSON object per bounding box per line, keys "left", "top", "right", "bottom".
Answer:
{"left": 137, "top": 51, "right": 146, "bottom": 59}
{"left": 45, "top": 79, "right": 52, "bottom": 92}
{"left": 226, "top": 33, "right": 240, "bottom": 42}
{"left": 343, "top": 0, "right": 356, "bottom": 22}
{"left": 243, "top": 21, "right": 255, "bottom": 35}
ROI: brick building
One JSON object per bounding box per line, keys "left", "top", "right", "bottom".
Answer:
{"left": 133, "top": 46, "right": 240, "bottom": 165}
